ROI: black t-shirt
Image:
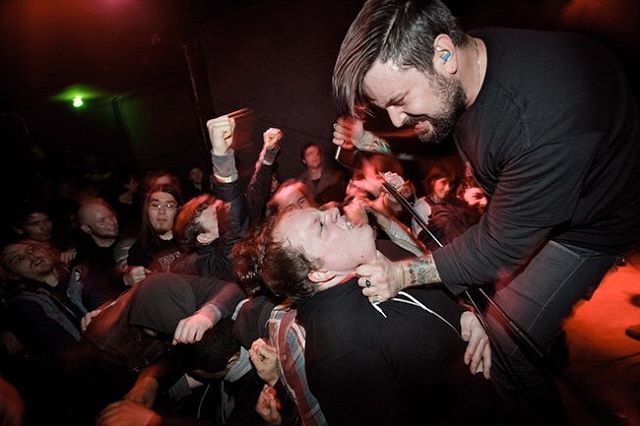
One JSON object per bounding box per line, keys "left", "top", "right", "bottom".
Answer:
{"left": 296, "top": 279, "right": 498, "bottom": 425}
{"left": 434, "top": 27, "right": 640, "bottom": 292}
{"left": 127, "top": 237, "right": 183, "bottom": 272}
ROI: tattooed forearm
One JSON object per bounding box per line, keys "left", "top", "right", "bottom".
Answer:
{"left": 403, "top": 255, "right": 441, "bottom": 287}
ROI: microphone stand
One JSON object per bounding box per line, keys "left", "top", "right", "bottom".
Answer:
{"left": 379, "top": 173, "right": 548, "bottom": 387}
{"left": 339, "top": 149, "right": 612, "bottom": 421}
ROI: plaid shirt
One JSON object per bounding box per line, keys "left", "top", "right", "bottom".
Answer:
{"left": 268, "top": 304, "right": 327, "bottom": 426}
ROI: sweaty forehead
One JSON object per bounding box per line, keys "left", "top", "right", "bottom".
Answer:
{"left": 275, "top": 209, "right": 316, "bottom": 240}
{"left": 363, "top": 60, "right": 415, "bottom": 107}
{"left": 364, "top": 61, "right": 394, "bottom": 93}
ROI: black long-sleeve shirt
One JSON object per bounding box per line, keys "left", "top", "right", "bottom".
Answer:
{"left": 6, "top": 279, "right": 84, "bottom": 362}
{"left": 195, "top": 176, "right": 248, "bottom": 282}
{"left": 434, "top": 28, "right": 640, "bottom": 293}
{"left": 297, "top": 279, "right": 498, "bottom": 425}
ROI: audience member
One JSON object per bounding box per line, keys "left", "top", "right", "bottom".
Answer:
{"left": 267, "top": 179, "right": 316, "bottom": 217}
{"left": 341, "top": 154, "right": 428, "bottom": 256}
{"left": 418, "top": 164, "right": 478, "bottom": 250}
{"left": 456, "top": 161, "right": 487, "bottom": 218}
{"left": 0, "top": 239, "right": 132, "bottom": 425}
{"left": 74, "top": 211, "right": 246, "bottom": 420}
{"left": 81, "top": 115, "right": 250, "bottom": 370}
{"left": 113, "top": 171, "right": 143, "bottom": 238}
{"left": 0, "top": 240, "right": 86, "bottom": 361}
{"left": 297, "top": 143, "right": 345, "bottom": 205}
{"left": 182, "top": 164, "right": 212, "bottom": 202}
{"left": 9, "top": 199, "right": 77, "bottom": 265}
{"left": 253, "top": 303, "right": 326, "bottom": 426}
{"left": 95, "top": 318, "right": 263, "bottom": 426}
{"left": 244, "top": 127, "right": 283, "bottom": 228}
{"left": 77, "top": 147, "right": 117, "bottom": 201}
{"left": 124, "top": 184, "right": 184, "bottom": 286}
{"left": 74, "top": 197, "right": 133, "bottom": 310}
{"left": 241, "top": 217, "right": 447, "bottom": 426}
{"left": 234, "top": 207, "right": 499, "bottom": 425}
{"left": 81, "top": 271, "right": 244, "bottom": 371}
{"left": 172, "top": 114, "right": 249, "bottom": 280}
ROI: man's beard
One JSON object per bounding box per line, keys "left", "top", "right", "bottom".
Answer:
{"left": 409, "top": 76, "right": 467, "bottom": 145}
{"left": 154, "top": 225, "right": 172, "bottom": 235}
{"left": 95, "top": 227, "right": 119, "bottom": 239}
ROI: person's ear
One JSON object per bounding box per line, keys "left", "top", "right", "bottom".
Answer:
{"left": 80, "top": 224, "right": 91, "bottom": 235}
{"left": 307, "top": 269, "right": 336, "bottom": 283}
{"left": 433, "top": 34, "right": 456, "bottom": 72}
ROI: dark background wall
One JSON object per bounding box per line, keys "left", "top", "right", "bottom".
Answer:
{"left": 197, "top": 0, "right": 367, "bottom": 180}
{"left": 1, "top": 0, "right": 638, "bottom": 197}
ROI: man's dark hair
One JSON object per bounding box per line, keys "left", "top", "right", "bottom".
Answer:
{"left": 333, "top": 0, "right": 467, "bottom": 117}
{"left": 184, "top": 318, "right": 240, "bottom": 375}
{"left": 422, "top": 164, "right": 455, "bottom": 195}
{"left": 173, "top": 194, "right": 229, "bottom": 253}
{"left": 137, "top": 183, "right": 183, "bottom": 253}
{"left": 300, "top": 142, "right": 322, "bottom": 162}
{"left": 233, "top": 213, "right": 318, "bottom": 301}
{"left": 266, "top": 179, "right": 317, "bottom": 217}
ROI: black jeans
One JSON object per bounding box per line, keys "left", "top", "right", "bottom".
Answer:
{"left": 484, "top": 240, "right": 618, "bottom": 425}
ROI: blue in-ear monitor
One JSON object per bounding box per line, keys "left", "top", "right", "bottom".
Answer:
{"left": 440, "top": 50, "right": 452, "bottom": 62}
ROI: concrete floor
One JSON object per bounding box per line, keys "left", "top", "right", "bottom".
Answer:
{"left": 561, "top": 252, "right": 640, "bottom": 426}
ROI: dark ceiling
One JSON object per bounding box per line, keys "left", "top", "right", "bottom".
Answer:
{"left": 1, "top": 0, "right": 638, "bottom": 189}
{"left": 0, "top": 0, "right": 263, "bottom": 108}
{"left": 2, "top": 0, "right": 638, "bottom": 109}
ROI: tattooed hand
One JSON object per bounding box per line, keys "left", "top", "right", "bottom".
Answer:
{"left": 356, "top": 250, "right": 405, "bottom": 303}
{"left": 356, "top": 253, "right": 442, "bottom": 303}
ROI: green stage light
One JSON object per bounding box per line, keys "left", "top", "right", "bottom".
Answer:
{"left": 51, "top": 84, "right": 111, "bottom": 108}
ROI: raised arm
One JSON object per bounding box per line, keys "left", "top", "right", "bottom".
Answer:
{"left": 199, "top": 114, "right": 249, "bottom": 281}
{"left": 245, "top": 128, "right": 282, "bottom": 225}
{"left": 207, "top": 114, "right": 238, "bottom": 183}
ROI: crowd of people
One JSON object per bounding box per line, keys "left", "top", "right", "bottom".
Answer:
{"left": 1, "top": 103, "right": 490, "bottom": 426}
{"left": 2, "top": 0, "right": 639, "bottom": 425}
